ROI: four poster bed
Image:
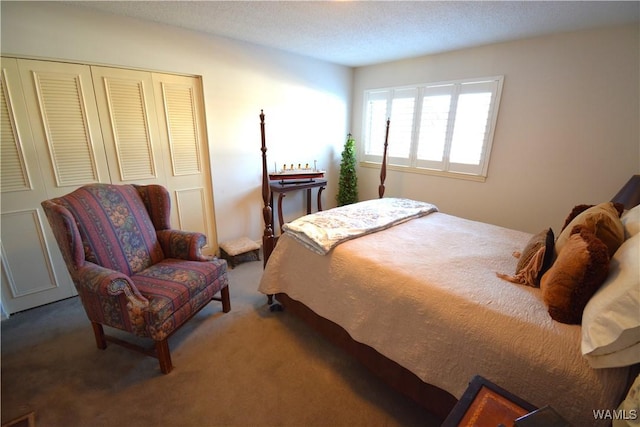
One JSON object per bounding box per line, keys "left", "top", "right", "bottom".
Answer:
{"left": 257, "top": 110, "right": 639, "bottom": 424}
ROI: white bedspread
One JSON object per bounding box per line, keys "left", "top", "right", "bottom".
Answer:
{"left": 283, "top": 198, "right": 438, "bottom": 255}
{"left": 259, "top": 212, "right": 632, "bottom": 426}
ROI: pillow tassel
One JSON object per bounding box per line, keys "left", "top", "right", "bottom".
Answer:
{"left": 496, "top": 246, "right": 546, "bottom": 287}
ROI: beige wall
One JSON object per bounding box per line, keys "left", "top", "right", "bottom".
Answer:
{"left": 352, "top": 25, "right": 639, "bottom": 233}
{"left": 3, "top": 2, "right": 638, "bottom": 238}
{"left": 1, "top": 1, "right": 353, "bottom": 244}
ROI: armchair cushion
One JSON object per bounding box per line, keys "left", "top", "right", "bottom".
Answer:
{"left": 132, "top": 258, "right": 227, "bottom": 329}
{"left": 56, "top": 184, "right": 165, "bottom": 276}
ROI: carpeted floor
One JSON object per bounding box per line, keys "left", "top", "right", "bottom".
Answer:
{"left": 1, "top": 257, "right": 443, "bottom": 427}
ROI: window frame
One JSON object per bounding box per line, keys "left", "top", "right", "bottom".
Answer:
{"left": 360, "top": 76, "right": 504, "bottom": 182}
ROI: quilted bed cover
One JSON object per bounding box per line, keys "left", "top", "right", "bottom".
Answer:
{"left": 258, "top": 211, "right": 632, "bottom": 426}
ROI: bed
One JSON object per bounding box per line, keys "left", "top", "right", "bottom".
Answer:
{"left": 256, "top": 110, "right": 639, "bottom": 424}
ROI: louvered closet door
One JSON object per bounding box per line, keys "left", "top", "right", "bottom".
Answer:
{"left": 0, "top": 58, "right": 106, "bottom": 313}
{"left": 17, "top": 59, "right": 111, "bottom": 197}
{"left": 91, "top": 66, "right": 168, "bottom": 188}
{"left": 152, "top": 73, "right": 218, "bottom": 255}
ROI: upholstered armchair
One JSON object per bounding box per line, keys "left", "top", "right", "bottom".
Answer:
{"left": 41, "top": 183, "right": 230, "bottom": 374}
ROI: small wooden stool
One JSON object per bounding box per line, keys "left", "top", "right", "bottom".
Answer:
{"left": 219, "top": 237, "right": 260, "bottom": 268}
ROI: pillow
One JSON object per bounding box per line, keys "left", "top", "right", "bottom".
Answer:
{"left": 561, "top": 202, "right": 624, "bottom": 231}
{"left": 621, "top": 204, "right": 640, "bottom": 238}
{"left": 561, "top": 204, "right": 595, "bottom": 230}
{"left": 582, "top": 233, "right": 640, "bottom": 368}
{"left": 541, "top": 226, "right": 610, "bottom": 324}
{"left": 556, "top": 202, "right": 624, "bottom": 258}
{"left": 614, "top": 374, "right": 640, "bottom": 427}
{"left": 496, "top": 228, "right": 554, "bottom": 287}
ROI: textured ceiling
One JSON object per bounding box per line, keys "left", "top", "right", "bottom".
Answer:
{"left": 72, "top": 1, "right": 639, "bottom": 67}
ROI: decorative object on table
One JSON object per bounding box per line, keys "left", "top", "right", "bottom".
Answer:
{"left": 337, "top": 133, "right": 358, "bottom": 206}
{"left": 269, "top": 161, "right": 324, "bottom": 184}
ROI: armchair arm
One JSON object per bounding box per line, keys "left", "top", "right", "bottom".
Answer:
{"left": 75, "top": 262, "right": 149, "bottom": 307}
{"left": 75, "top": 262, "right": 149, "bottom": 334}
{"left": 157, "top": 229, "right": 209, "bottom": 261}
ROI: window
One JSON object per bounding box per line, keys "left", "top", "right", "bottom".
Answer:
{"left": 361, "top": 76, "right": 503, "bottom": 179}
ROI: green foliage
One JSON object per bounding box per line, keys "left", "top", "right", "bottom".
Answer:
{"left": 337, "top": 134, "right": 358, "bottom": 206}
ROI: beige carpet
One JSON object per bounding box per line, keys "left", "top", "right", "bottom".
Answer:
{"left": 1, "top": 258, "right": 442, "bottom": 427}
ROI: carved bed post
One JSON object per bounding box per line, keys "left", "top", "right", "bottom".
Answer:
{"left": 378, "top": 118, "right": 390, "bottom": 198}
{"left": 260, "top": 110, "right": 275, "bottom": 269}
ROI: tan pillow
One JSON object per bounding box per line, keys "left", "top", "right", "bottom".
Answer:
{"left": 555, "top": 202, "right": 624, "bottom": 258}
{"left": 541, "top": 226, "right": 610, "bottom": 325}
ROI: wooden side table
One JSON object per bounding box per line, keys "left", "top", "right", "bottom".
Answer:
{"left": 442, "top": 375, "right": 537, "bottom": 427}
{"left": 269, "top": 179, "right": 327, "bottom": 234}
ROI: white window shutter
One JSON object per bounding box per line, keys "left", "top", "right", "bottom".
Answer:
{"left": 387, "top": 88, "right": 416, "bottom": 165}
{"left": 448, "top": 79, "right": 502, "bottom": 176}
{"left": 363, "top": 90, "right": 389, "bottom": 160}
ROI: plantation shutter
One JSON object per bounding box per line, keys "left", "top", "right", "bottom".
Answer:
{"left": 387, "top": 88, "right": 416, "bottom": 165}
{"left": 448, "top": 79, "right": 501, "bottom": 176}
{"left": 363, "top": 90, "right": 389, "bottom": 160}
{"left": 416, "top": 84, "right": 455, "bottom": 170}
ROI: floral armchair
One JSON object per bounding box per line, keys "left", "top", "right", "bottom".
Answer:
{"left": 41, "top": 183, "right": 230, "bottom": 374}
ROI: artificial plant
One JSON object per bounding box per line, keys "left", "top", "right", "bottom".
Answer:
{"left": 337, "top": 133, "right": 358, "bottom": 206}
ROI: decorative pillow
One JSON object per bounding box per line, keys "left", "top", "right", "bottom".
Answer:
{"left": 621, "top": 204, "right": 640, "bottom": 238}
{"left": 541, "top": 226, "right": 610, "bottom": 325}
{"left": 582, "top": 233, "right": 640, "bottom": 368}
{"left": 561, "top": 203, "right": 624, "bottom": 231}
{"left": 556, "top": 202, "right": 624, "bottom": 258}
{"left": 561, "top": 204, "right": 595, "bottom": 230}
{"left": 614, "top": 374, "right": 640, "bottom": 427}
{"left": 496, "top": 228, "right": 554, "bottom": 287}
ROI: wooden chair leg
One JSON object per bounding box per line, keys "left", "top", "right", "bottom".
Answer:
{"left": 91, "top": 321, "right": 107, "bottom": 349}
{"left": 221, "top": 286, "right": 231, "bottom": 313}
{"left": 156, "top": 339, "right": 173, "bottom": 374}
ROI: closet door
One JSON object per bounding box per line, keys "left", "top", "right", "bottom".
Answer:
{"left": 153, "top": 73, "right": 218, "bottom": 254}
{"left": 0, "top": 58, "right": 106, "bottom": 313}
{"left": 17, "top": 59, "right": 111, "bottom": 196}
{"left": 91, "top": 66, "right": 167, "bottom": 187}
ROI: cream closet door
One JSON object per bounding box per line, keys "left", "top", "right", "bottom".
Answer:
{"left": 1, "top": 58, "right": 109, "bottom": 314}
{"left": 152, "top": 73, "right": 218, "bottom": 255}
{"left": 91, "top": 66, "right": 168, "bottom": 188}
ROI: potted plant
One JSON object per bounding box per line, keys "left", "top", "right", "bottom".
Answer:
{"left": 337, "top": 134, "right": 358, "bottom": 206}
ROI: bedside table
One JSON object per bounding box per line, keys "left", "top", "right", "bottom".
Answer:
{"left": 442, "top": 375, "right": 537, "bottom": 427}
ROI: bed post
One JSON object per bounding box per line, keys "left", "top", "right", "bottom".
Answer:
{"left": 378, "top": 118, "right": 390, "bottom": 198}
{"left": 260, "top": 110, "right": 275, "bottom": 268}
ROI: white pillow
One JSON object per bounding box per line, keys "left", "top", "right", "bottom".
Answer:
{"left": 582, "top": 233, "right": 640, "bottom": 368}
{"left": 621, "top": 204, "right": 640, "bottom": 238}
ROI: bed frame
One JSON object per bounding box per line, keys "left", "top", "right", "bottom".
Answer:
{"left": 258, "top": 110, "right": 457, "bottom": 419}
